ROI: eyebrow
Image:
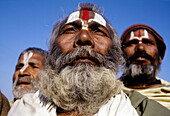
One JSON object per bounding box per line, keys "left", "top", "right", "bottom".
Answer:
{"left": 125, "top": 39, "right": 137, "bottom": 44}
{"left": 16, "top": 63, "right": 24, "bottom": 67}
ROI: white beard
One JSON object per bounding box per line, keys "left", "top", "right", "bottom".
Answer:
{"left": 39, "top": 63, "right": 122, "bottom": 115}
{"left": 13, "top": 77, "right": 39, "bottom": 99}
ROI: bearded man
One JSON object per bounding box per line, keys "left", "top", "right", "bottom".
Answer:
{"left": 8, "top": 4, "right": 170, "bottom": 116}
{"left": 10, "top": 47, "right": 47, "bottom": 106}
{"left": 120, "top": 24, "right": 170, "bottom": 109}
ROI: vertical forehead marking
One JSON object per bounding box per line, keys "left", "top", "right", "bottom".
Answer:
{"left": 129, "top": 31, "right": 135, "bottom": 40}
{"left": 138, "top": 29, "right": 141, "bottom": 37}
{"left": 20, "top": 52, "right": 33, "bottom": 73}
{"left": 66, "top": 11, "right": 80, "bottom": 24}
{"left": 129, "top": 29, "right": 149, "bottom": 44}
{"left": 88, "top": 12, "right": 106, "bottom": 27}
{"left": 143, "top": 29, "right": 149, "bottom": 38}
{"left": 82, "top": 10, "right": 89, "bottom": 21}
{"left": 66, "top": 10, "right": 106, "bottom": 29}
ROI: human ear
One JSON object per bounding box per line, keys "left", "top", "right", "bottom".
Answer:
{"left": 159, "top": 56, "right": 162, "bottom": 64}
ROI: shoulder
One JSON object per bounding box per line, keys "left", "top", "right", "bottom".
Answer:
{"left": 0, "top": 91, "right": 10, "bottom": 116}
{"left": 156, "top": 77, "right": 170, "bottom": 86}
{"left": 125, "top": 90, "right": 170, "bottom": 116}
{"left": 8, "top": 91, "right": 57, "bottom": 116}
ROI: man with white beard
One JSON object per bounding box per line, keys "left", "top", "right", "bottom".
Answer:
{"left": 10, "top": 47, "right": 47, "bottom": 106}
{"left": 120, "top": 24, "right": 170, "bottom": 109}
{"left": 8, "top": 3, "right": 170, "bottom": 116}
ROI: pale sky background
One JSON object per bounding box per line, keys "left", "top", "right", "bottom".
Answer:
{"left": 0, "top": 0, "right": 170, "bottom": 100}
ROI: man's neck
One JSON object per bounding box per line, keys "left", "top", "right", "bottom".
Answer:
{"left": 120, "top": 75, "right": 162, "bottom": 89}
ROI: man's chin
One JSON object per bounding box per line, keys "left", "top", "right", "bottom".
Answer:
{"left": 15, "top": 85, "right": 33, "bottom": 93}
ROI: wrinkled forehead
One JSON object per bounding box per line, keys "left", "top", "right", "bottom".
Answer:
{"left": 65, "top": 10, "right": 107, "bottom": 27}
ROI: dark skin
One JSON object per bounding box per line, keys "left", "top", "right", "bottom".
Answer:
{"left": 56, "top": 10, "right": 112, "bottom": 116}
{"left": 13, "top": 52, "right": 45, "bottom": 93}
{"left": 57, "top": 12, "right": 112, "bottom": 66}
{"left": 122, "top": 29, "right": 162, "bottom": 89}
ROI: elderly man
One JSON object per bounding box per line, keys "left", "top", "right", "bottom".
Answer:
{"left": 10, "top": 47, "right": 47, "bottom": 106}
{"left": 120, "top": 24, "right": 170, "bottom": 109}
{"left": 8, "top": 4, "right": 170, "bottom": 116}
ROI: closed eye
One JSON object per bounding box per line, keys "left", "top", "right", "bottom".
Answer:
{"left": 142, "top": 39, "right": 154, "bottom": 45}
{"left": 94, "top": 29, "right": 108, "bottom": 36}
{"left": 89, "top": 22, "right": 109, "bottom": 37}
{"left": 15, "top": 64, "right": 24, "bottom": 71}
{"left": 29, "top": 63, "right": 39, "bottom": 68}
{"left": 61, "top": 27, "right": 76, "bottom": 34}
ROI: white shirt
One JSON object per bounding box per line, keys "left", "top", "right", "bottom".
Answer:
{"left": 8, "top": 91, "right": 138, "bottom": 116}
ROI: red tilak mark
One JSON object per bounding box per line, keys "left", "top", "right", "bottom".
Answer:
{"left": 138, "top": 29, "right": 141, "bottom": 37}
{"left": 82, "top": 10, "right": 89, "bottom": 20}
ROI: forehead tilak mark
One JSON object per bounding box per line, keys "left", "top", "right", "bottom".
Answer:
{"left": 138, "top": 29, "right": 141, "bottom": 37}
{"left": 129, "top": 29, "right": 149, "bottom": 44}
{"left": 20, "top": 52, "right": 33, "bottom": 73}
{"left": 66, "top": 10, "right": 106, "bottom": 30}
{"left": 82, "top": 10, "right": 89, "bottom": 21}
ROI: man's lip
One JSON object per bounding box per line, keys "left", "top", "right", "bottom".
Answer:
{"left": 17, "top": 80, "right": 31, "bottom": 86}
{"left": 132, "top": 57, "right": 150, "bottom": 64}
{"left": 73, "top": 55, "right": 99, "bottom": 65}
{"left": 135, "top": 57, "right": 148, "bottom": 61}
{"left": 74, "top": 59, "right": 97, "bottom": 65}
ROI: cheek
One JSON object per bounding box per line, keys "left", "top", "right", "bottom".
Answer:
{"left": 57, "top": 36, "right": 75, "bottom": 54}
{"left": 94, "top": 37, "right": 112, "bottom": 55}
{"left": 125, "top": 47, "right": 135, "bottom": 58}
{"left": 32, "top": 70, "right": 41, "bottom": 82}
{"left": 13, "top": 72, "right": 18, "bottom": 82}
{"left": 147, "top": 47, "right": 159, "bottom": 58}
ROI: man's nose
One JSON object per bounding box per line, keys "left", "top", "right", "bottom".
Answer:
{"left": 19, "top": 66, "right": 30, "bottom": 76}
{"left": 74, "top": 30, "right": 94, "bottom": 48}
{"left": 135, "top": 43, "right": 145, "bottom": 52}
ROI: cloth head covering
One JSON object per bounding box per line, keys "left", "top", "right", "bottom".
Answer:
{"left": 120, "top": 24, "right": 166, "bottom": 60}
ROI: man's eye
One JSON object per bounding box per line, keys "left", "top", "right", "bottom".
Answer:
{"left": 16, "top": 67, "right": 22, "bottom": 71}
{"left": 15, "top": 64, "right": 24, "bottom": 71}
{"left": 29, "top": 63, "right": 39, "bottom": 68}
{"left": 94, "top": 29, "right": 107, "bottom": 36}
{"left": 32, "top": 66, "right": 39, "bottom": 68}
{"left": 125, "top": 40, "right": 139, "bottom": 46}
{"left": 62, "top": 28, "right": 76, "bottom": 34}
{"left": 142, "top": 39, "right": 154, "bottom": 45}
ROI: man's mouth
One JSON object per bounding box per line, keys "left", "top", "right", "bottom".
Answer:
{"left": 73, "top": 55, "right": 100, "bottom": 65}
{"left": 16, "top": 80, "right": 31, "bottom": 86}
{"left": 135, "top": 57, "right": 148, "bottom": 61}
{"left": 130, "top": 55, "right": 151, "bottom": 64}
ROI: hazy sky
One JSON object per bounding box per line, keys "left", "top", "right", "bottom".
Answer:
{"left": 0, "top": 0, "right": 170, "bottom": 100}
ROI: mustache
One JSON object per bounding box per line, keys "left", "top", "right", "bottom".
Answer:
{"left": 55, "top": 47, "right": 106, "bottom": 69}
{"left": 13, "top": 77, "right": 32, "bottom": 87}
{"left": 128, "top": 51, "right": 154, "bottom": 62}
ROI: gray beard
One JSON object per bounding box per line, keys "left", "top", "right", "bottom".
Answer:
{"left": 38, "top": 47, "right": 123, "bottom": 115}
{"left": 13, "top": 77, "right": 39, "bottom": 99}
{"left": 123, "top": 64, "right": 160, "bottom": 79}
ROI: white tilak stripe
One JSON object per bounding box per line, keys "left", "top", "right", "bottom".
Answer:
{"left": 66, "top": 11, "right": 80, "bottom": 24}
{"left": 129, "top": 29, "right": 149, "bottom": 44}
{"left": 20, "top": 52, "right": 33, "bottom": 73}
{"left": 66, "top": 11, "right": 106, "bottom": 28}
{"left": 88, "top": 12, "right": 106, "bottom": 27}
